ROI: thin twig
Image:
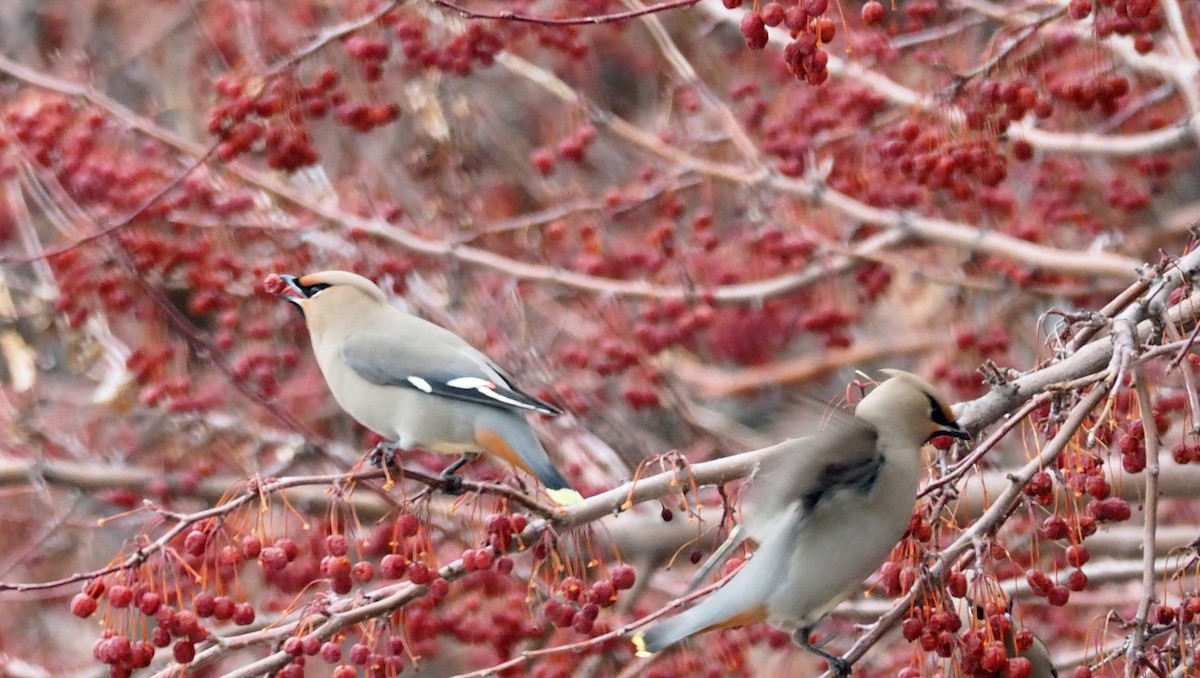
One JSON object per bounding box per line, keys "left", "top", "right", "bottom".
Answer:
{"left": 1126, "top": 370, "right": 1162, "bottom": 675}
{"left": 431, "top": 0, "right": 699, "bottom": 26}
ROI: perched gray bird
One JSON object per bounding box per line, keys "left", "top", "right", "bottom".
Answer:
{"left": 276, "top": 270, "right": 582, "bottom": 505}
{"left": 633, "top": 370, "right": 969, "bottom": 675}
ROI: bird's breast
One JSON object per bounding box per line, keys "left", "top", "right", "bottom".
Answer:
{"left": 313, "top": 340, "right": 484, "bottom": 451}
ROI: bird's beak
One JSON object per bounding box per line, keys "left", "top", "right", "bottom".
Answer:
{"left": 931, "top": 421, "right": 970, "bottom": 442}
{"left": 277, "top": 274, "right": 307, "bottom": 314}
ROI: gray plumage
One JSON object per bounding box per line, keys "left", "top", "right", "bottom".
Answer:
{"left": 635, "top": 371, "right": 968, "bottom": 664}
{"left": 1018, "top": 633, "right": 1058, "bottom": 678}
{"left": 278, "top": 270, "right": 581, "bottom": 505}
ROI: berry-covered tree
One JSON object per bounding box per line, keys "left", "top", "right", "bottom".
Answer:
{"left": 0, "top": 0, "right": 1198, "bottom": 676}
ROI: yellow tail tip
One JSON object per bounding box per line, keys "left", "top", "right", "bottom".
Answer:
{"left": 632, "top": 632, "right": 651, "bottom": 658}
{"left": 547, "top": 488, "right": 584, "bottom": 506}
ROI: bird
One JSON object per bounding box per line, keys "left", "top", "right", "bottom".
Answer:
{"left": 632, "top": 370, "right": 969, "bottom": 675}
{"left": 274, "top": 270, "right": 583, "bottom": 506}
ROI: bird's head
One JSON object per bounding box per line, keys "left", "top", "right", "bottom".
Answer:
{"left": 271, "top": 270, "right": 389, "bottom": 330}
{"left": 854, "top": 369, "right": 969, "bottom": 448}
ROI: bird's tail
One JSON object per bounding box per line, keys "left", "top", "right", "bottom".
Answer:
{"left": 475, "top": 413, "right": 583, "bottom": 505}
{"left": 633, "top": 598, "right": 768, "bottom": 656}
{"left": 687, "top": 525, "right": 745, "bottom": 593}
{"left": 632, "top": 520, "right": 790, "bottom": 656}
{"left": 633, "top": 613, "right": 698, "bottom": 657}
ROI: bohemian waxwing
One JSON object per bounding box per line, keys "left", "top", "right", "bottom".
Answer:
{"left": 276, "top": 270, "right": 582, "bottom": 506}
{"left": 633, "top": 370, "right": 969, "bottom": 675}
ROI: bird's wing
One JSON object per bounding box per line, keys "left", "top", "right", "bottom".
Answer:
{"left": 743, "top": 408, "right": 882, "bottom": 539}
{"left": 341, "top": 331, "right": 561, "bottom": 415}
{"left": 686, "top": 524, "right": 748, "bottom": 594}
{"left": 687, "top": 408, "right": 880, "bottom": 589}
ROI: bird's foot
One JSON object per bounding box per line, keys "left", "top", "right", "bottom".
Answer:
{"left": 439, "top": 473, "right": 467, "bottom": 496}
{"left": 794, "top": 626, "right": 852, "bottom": 676}
{"left": 368, "top": 442, "right": 400, "bottom": 468}
{"left": 436, "top": 454, "right": 476, "bottom": 496}
{"left": 826, "top": 657, "right": 852, "bottom": 678}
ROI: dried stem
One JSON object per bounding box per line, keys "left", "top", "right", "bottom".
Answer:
{"left": 1125, "top": 369, "right": 1162, "bottom": 675}
{"left": 431, "top": 0, "right": 699, "bottom": 26}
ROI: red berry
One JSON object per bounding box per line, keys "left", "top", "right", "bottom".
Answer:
{"left": 1067, "top": 568, "right": 1088, "bottom": 591}
{"left": 241, "top": 535, "right": 262, "bottom": 558}
{"left": 194, "top": 592, "right": 216, "bottom": 617}
{"left": 321, "top": 555, "right": 352, "bottom": 579}
{"left": 321, "top": 642, "right": 342, "bottom": 663}
{"left": 761, "top": 2, "right": 785, "bottom": 26}
{"left": 902, "top": 617, "right": 923, "bottom": 641}
{"left": 108, "top": 585, "right": 133, "bottom": 608}
{"left": 352, "top": 561, "right": 375, "bottom": 582}
{"left": 1084, "top": 475, "right": 1110, "bottom": 498}
{"left": 233, "top": 602, "right": 256, "bottom": 625}
{"left": 381, "top": 554, "right": 408, "bottom": 579}
{"left": 261, "top": 547, "right": 288, "bottom": 572}
{"left": 531, "top": 148, "right": 555, "bottom": 175}
{"left": 212, "top": 595, "right": 235, "bottom": 621}
{"left": 326, "top": 534, "right": 349, "bottom": 557}
{"left": 429, "top": 577, "right": 450, "bottom": 600}
{"left": 283, "top": 636, "right": 304, "bottom": 657}
{"left": 571, "top": 611, "right": 594, "bottom": 634}
{"left": 173, "top": 640, "right": 196, "bottom": 664}
{"left": 1026, "top": 569, "right": 1052, "bottom": 596}
{"left": 981, "top": 642, "right": 1008, "bottom": 671}
{"left": 1089, "top": 497, "right": 1133, "bottom": 522}
{"left": 1006, "top": 656, "right": 1034, "bottom": 678}
{"left": 350, "top": 643, "right": 371, "bottom": 665}
{"left": 948, "top": 571, "right": 968, "bottom": 598}
{"left": 72, "top": 593, "right": 98, "bottom": 618}
{"left": 396, "top": 513, "right": 420, "bottom": 537}
{"left": 1066, "top": 545, "right": 1090, "bottom": 567}
{"left": 589, "top": 580, "right": 617, "bottom": 607}
{"left": 862, "top": 1, "right": 884, "bottom": 25}
{"left": 276, "top": 538, "right": 299, "bottom": 561}
{"left": 1047, "top": 585, "right": 1070, "bottom": 606}
{"left": 561, "top": 577, "right": 584, "bottom": 601}
{"left": 218, "top": 545, "right": 243, "bottom": 567}
{"left": 139, "top": 591, "right": 163, "bottom": 615}
{"left": 184, "top": 530, "right": 208, "bottom": 556}
{"left": 740, "top": 12, "right": 769, "bottom": 50}
{"left": 612, "top": 565, "right": 636, "bottom": 590}
{"left": 1041, "top": 515, "right": 1068, "bottom": 540}
{"left": 131, "top": 640, "right": 154, "bottom": 668}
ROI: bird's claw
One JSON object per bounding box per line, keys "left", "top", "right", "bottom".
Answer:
{"left": 440, "top": 473, "right": 466, "bottom": 496}
{"left": 368, "top": 442, "right": 399, "bottom": 468}
{"left": 827, "top": 657, "right": 852, "bottom": 677}
{"left": 795, "top": 627, "right": 852, "bottom": 677}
